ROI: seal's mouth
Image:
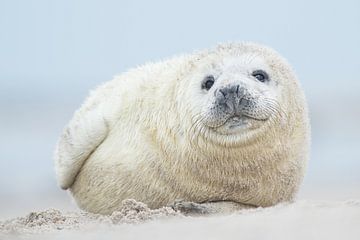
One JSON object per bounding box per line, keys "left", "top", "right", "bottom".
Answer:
{"left": 204, "top": 114, "right": 269, "bottom": 136}
{"left": 226, "top": 116, "right": 249, "bottom": 129}
{"left": 223, "top": 114, "right": 268, "bottom": 128}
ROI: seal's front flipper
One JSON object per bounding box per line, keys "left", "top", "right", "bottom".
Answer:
{"left": 170, "top": 200, "right": 213, "bottom": 215}
{"left": 170, "top": 200, "right": 254, "bottom": 216}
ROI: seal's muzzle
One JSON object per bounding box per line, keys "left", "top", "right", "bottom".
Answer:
{"left": 215, "top": 84, "right": 251, "bottom": 117}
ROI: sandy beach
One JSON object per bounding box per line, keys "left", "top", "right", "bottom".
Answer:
{"left": 1, "top": 199, "right": 359, "bottom": 240}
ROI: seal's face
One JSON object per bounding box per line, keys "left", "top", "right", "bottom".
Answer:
{"left": 187, "top": 53, "right": 282, "bottom": 139}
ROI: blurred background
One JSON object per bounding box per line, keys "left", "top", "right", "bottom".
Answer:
{"left": 1, "top": 0, "right": 359, "bottom": 220}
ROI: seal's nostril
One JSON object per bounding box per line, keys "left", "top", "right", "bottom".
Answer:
{"left": 219, "top": 89, "right": 227, "bottom": 97}
{"left": 213, "top": 89, "right": 218, "bottom": 97}
{"left": 236, "top": 85, "right": 240, "bottom": 96}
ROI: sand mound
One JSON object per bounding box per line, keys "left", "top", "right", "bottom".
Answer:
{"left": 0, "top": 199, "right": 181, "bottom": 235}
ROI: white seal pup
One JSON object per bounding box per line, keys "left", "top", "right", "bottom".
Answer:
{"left": 55, "top": 42, "right": 310, "bottom": 215}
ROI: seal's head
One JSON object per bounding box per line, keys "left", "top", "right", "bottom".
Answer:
{"left": 199, "top": 55, "right": 278, "bottom": 134}
{"left": 179, "top": 43, "right": 306, "bottom": 147}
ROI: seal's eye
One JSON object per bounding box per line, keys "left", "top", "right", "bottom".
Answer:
{"left": 252, "top": 70, "right": 269, "bottom": 83}
{"left": 202, "top": 75, "right": 215, "bottom": 90}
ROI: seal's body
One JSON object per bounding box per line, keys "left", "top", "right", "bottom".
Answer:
{"left": 55, "top": 43, "right": 310, "bottom": 215}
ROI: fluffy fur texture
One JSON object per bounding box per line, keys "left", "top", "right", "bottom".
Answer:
{"left": 54, "top": 42, "right": 310, "bottom": 214}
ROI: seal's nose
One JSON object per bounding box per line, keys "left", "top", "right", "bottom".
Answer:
{"left": 215, "top": 84, "right": 247, "bottom": 114}
{"left": 218, "top": 85, "right": 240, "bottom": 98}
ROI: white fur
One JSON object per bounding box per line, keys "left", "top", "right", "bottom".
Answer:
{"left": 54, "top": 42, "right": 310, "bottom": 214}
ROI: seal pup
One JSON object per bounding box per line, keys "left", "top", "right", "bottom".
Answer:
{"left": 55, "top": 42, "right": 310, "bottom": 215}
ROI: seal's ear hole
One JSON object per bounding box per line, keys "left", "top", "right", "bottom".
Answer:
{"left": 202, "top": 75, "right": 215, "bottom": 91}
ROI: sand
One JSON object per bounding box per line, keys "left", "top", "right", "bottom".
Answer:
{"left": 1, "top": 199, "right": 360, "bottom": 240}
{"left": 0, "top": 199, "right": 181, "bottom": 234}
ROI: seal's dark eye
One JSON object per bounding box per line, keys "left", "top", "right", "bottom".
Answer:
{"left": 252, "top": 70, "right": 269, "bottom": 83}
{"left": 202, "top": 75, "right": 215, "bottom": 90}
